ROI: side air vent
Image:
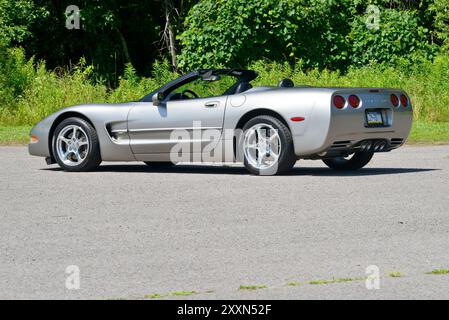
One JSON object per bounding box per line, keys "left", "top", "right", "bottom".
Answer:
{"left": 330, "top": 140, "right": 352, "bottom": 149}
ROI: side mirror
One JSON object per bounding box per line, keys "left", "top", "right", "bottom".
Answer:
{"left": 152, "top": 92, "right": 165, "bottom": 106}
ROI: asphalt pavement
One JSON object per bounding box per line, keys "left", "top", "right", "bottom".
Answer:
{"left": 1, "top": 145, "right": 449, "bottom": 299}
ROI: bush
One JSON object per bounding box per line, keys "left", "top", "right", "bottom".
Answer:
{"left": 177, "top": 0, "right": 353, "bottom": 71}
{"left": 350, "top": 8, "right": 438, "bottom": 67}
{"left": 1, "top": 49, "right": 448, "bottom": 126}
{"left": 0, "top": 46, "right": 36, "bottom": 108}
{"left": 430, "top": 0, "right": 449, "bottom": 47}
{"left": 178, "top": 0, "right": 443, "bottom": 72}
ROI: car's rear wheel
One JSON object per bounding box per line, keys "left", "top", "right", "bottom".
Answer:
{"left": 52, "top": 117, "right": 102, "bottom": 172}
{"left": 240, "top": 115, "right": 297, "bottom": 176}
{"left": 144, "top": 162, "right": 176, "bottom": 168}
{"left": 322, "top": 151, "right": 374, "bottom": 171}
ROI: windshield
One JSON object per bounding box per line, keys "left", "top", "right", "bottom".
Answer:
{"left": 139, "top": 69, "right": 258, "bottom": 102}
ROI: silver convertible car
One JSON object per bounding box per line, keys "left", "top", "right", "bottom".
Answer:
{"left": 29, "top": 68, "right": 413, "bottom": 175}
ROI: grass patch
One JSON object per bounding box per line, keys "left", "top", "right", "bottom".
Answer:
{"left": 309, "top": 277, "right": 363, "bottom": 285}
{"left": 408, "top": 121, "right": 449, "bottom": 144}
{"left": 426, "top": 269, "right": 449, "bottom": 275}
{"left": 239, "top": 285, "right": 267, "bottom": 291}
{"left": 170, "top": 291, "right": 197, "bottom": 297}
{"left": 309, "top": 279, "right": 334, "bottom": 285}
{"left": 286, "top": 282, "right": 301, "bottom": 287}
{"left": 388, "top": 272, "right": 404, "bottom": 278}
{"left": 0, "top": 126, "right": 31, "bottom": 145}
{"left": 144, "top": 293, "right": 164, "bottom": 299}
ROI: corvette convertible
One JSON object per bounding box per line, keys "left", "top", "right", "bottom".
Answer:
{"left": 29, "top": 68, "right": 413, "bottom": 175}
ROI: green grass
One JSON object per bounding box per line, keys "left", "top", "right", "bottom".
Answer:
{"left": 2, "top": 54, "right": 449, "bottom": 127}
{"left": 408, "top": 121, "right": 449, "bottom": 144}
{"left": 1, "top": 54, "right": 449, "bottom": 144}
{"left": 144, "top": 293, "right": 164, "bottom": 299}
{"left": 0, "top": 126, "right": 31, "bottom": 145}
{"left": 286, "top": 282, "right": 301, "bottom": 287}
{"left": 388, "top": 272, "right": 404, "bottom": 278}
{"left": 308, "top": 277, "right": 361, "bottom": 285}
{"left": 170, "top": 290, "right": 197, "bottom": 297}
{"left": 426, "top": 269, "right": 449, "bottom": 275}
{"left": 238, "top": 285, "right": 267, "bottom": 291}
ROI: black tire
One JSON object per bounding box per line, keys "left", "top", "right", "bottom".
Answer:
{"left": 52, "top": 117, "right": 102, "bottom": 172}
{"left": 144, "top": 162, "right": 176, "bottom": 168}
{"left": 322, "top": 151, "right": 374, "bottom": 171}
{"left": 240, "top": 115, "right": 297, "bottom": 175}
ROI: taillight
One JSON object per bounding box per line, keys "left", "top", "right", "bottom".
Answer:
{"left": 391, "top": 94, "right": 399, "bottom": 107}
{"left": 400, "top": 94, "right": 408, "bottom": 107}
{"left": 348, "top": 95, "right": 360, "bottom": 108}
{"left": 333, "top": 95, "right": 345, "bottom": 109}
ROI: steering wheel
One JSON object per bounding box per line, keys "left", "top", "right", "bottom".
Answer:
{"left": 182, "top": 89, "right": 199, "bottom": 99}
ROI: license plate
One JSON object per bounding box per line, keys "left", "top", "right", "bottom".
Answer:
{"left": 366, "top": 111, "right": 384, "bottom": 126}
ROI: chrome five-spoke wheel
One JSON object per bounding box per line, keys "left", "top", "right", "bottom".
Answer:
{"left": 52, "top": 117, "right": 102, "bottom": 172}
{"left": 243, "top": 123, "right": 281, "bottom": 170}
{"left": 56, "top": 125, "right": 90, "bottom": 166}
{"left": 241, "top": 115, "right": 296, "bottom": 175}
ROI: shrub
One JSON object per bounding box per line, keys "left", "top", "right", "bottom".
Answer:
{"left": 1, "top": 51, "right": 448, "bottom": 126}
{"left": 350, "top": 8, "right": 438, "bottom": 67}
{"left": 0, "top": 46, "right": 36, "bottom": 108}
{"left": 177, "top": 0, "right": 353, "bottom": 71}
{"left": 430, "top": 0, "right": 449, "bottom": 47}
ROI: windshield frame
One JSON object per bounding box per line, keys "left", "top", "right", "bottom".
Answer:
{"left": 139, "top": 69, "right": 258, "bottom": 102}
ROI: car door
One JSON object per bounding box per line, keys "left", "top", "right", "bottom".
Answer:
{"left": 127, "top": 96, "right": 228, "bottom": 156}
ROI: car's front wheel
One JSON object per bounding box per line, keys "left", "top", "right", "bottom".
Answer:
{"left": 240, "top": 115, "right": 297, "bottom": 176}
{"left": 322, "top": 151, "right": 374, "bottom": 171}
{"left": 52, "top": 117, "right": 102, "bottom": 172}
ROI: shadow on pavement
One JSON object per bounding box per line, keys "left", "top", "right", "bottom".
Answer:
{"left": 43, "top": 164, "right": 438, "bottom": 177}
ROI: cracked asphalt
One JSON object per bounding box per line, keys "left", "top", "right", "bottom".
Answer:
{"left": 1, "top": 145, "right": 449, "bottom": 299}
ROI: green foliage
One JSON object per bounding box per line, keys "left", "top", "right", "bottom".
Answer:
{"left": 0, "top": 46, "right": 36, "bottom": 107}
{"left": 350, "top": 8, "right": 438, "bottom": 67}
{"left": 178, "top": 0, "right": 353, "bottom": 71}
{"left": 1, "top": 52, "right": 449, "bottom": 127}
{"left": 0, "top": 0, "right": 48, "bottom": 45}
{"left": 178, "top": 0, "right": 444, "bottom": 71}
{"left": 430, "top": 0, "right": 449, "bottom": 46}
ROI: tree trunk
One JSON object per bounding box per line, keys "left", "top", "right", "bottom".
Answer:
{"left": 116, "top": 28, "right": 131, "bottom": 65}
{"left": 164, "top": 0, "right": 178, "bottom": 71}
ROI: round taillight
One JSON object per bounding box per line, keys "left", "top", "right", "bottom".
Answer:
{"left": 391, "top": 94, "right": 399, "bottom": 107}
{"left": 400, "top": 94, "right": 408, "bottom": 107}
{"left": 333, "top": 95, "right": 346, "bottom": 109}
{"left": 348, "top": 95, "right": 360, "bottom": 108}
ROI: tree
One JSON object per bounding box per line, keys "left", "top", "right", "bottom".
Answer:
{"left": 0, "top": 0, "right": 48, "bottom": 45}
{"left": 431, "top": 0, "right": 449, "bottom": 46}
{"left": 177, "top": 0, "right": 353, "bottom": 71}
{"left": 162, "top": 0, "right": 178, "bottom": 71}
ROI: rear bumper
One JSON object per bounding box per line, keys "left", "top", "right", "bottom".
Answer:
{"left": 321, "top": 107, "right": 412, "bottom": 156}
{"left": 295, "top": 102, "right": 413, "bottom": 158}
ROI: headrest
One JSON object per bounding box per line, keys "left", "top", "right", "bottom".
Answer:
{"left": 278, "top": 78, "right": 294, "bottom": 88}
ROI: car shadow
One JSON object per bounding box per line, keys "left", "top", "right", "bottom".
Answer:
{"left": 42, "top": 164, "right": 438, "bottom": 177}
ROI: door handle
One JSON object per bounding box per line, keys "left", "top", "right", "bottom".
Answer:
{"left": 205, "top": 101, "right": 219, "bottom": 108}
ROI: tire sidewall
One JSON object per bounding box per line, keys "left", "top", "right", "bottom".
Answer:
{"left": 52, "top": 118, "right": 100, "bottom": 171}
{"left": 322, "top": 151, "right": 374, "bottom": 171}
